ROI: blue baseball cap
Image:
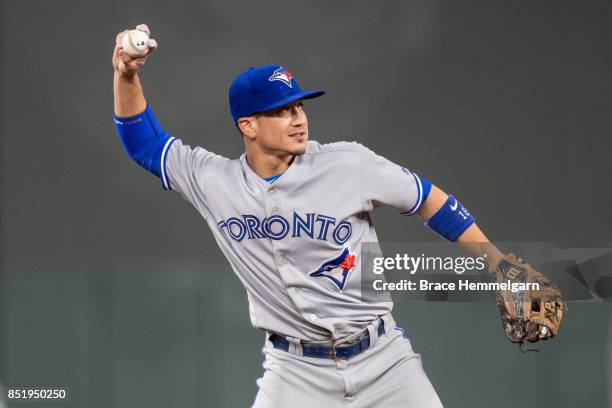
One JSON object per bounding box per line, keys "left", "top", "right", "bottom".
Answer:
{"left": 229, "top": 64, "right": 324, "bottom": 123}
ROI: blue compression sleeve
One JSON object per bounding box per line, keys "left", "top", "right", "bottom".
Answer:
{"left": 114, "top": 105, "right": 174, "bottom": 180}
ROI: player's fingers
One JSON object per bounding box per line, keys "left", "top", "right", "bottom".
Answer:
{"left": 525, "top": 321, "right": 540, "bottom": 343}
{"left": 118, "top": 49, "right": 135, "bottom": 63}
{"left": 136, "top": 24, "right": 150, "bottom": 36}
{"left": 115, "top": 30, "right": 128, "bottom": 48}
{"left": 122, "top": 56, "right": 147, "bottom": 73}
{"left": 113, "top": 31, "right": 126, "bottom": 63}
{"left": 123, "top": 57, "right": 145, "bottom": 72}
{"left": 134, "top": 58, "right": 147, "bottom": 67}
{"left": 147, "top": 38, "right": 157, "bottom": 51}
{"left": 117, "top": 60, "right": 133, "bottom": 76}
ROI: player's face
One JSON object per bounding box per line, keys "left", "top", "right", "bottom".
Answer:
{"left": 253, "top": 100, "right": 308, "bottom": 155}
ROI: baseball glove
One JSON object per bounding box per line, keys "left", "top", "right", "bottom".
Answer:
{"left": 494, "top": 254, "right": 564, "bottom": 351}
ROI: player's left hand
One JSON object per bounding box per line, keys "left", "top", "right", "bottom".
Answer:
{"left": 112, "top": 24, "right": 158, "bottom": 79}
{"left": 494, "top": 254, "right": 564, "bottom": 352}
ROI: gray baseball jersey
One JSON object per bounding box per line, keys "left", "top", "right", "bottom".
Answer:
{"left": 161, "top": 138, "right": 424, "bottom": 341}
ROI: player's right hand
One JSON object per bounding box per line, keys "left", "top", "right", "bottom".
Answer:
{"left": 112, "top": 24, "right": 157, "bottom": 79}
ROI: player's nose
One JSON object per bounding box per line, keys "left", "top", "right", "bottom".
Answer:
{"left": 290, "top": 106, "right": 307, "bottom": 127}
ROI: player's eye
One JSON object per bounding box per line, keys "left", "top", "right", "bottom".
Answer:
{"left": 277, "top": 106, "right": 293, "bottom": 115}
{"left": 267, "top": 101, "right": 304, "bottom": 117}
{"left": 287, "top": 102, "right": 304, "bottom": 112}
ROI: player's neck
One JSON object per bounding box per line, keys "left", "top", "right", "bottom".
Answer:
{"left": 245, "top": 150, "right": 294, "bottom": 178}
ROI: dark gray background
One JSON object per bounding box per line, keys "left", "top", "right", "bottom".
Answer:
{"left": 1, "top": 0, "right": 610, "bottom": 407}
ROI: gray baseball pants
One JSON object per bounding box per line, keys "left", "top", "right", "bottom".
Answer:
{"left": 251, "top": 316, "right": 444, "bottom": 408}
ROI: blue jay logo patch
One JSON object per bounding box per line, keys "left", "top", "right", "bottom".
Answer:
{"left": 268, "top": 67, "right": 294, "bottom": 88}
{"left": 308, "top": 247, "right": 357, "bottom": 291}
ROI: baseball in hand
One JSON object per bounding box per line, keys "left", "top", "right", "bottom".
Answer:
{"left": 122, "top": 29, "right": 150, "bottom": 58}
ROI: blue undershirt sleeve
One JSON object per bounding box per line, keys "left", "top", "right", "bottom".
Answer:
{"left": 114, "top": 105, "right": 174, "bottom": 180}
{"left": 420, "top": 177, "right": 432, "bottom": 203}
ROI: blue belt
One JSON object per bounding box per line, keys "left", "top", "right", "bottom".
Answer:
{"left": 269, "top": 322, "right": 385, "bottom": 360}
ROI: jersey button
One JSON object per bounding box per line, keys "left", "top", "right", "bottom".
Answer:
{"left": 268, "top": 189, "right": 276, "bottom": 195}
{"left": 309, "top": 314, "right": 318, "bottom": 321}
{"left": 271, "top": 206, "right": 279, "bottom": 213}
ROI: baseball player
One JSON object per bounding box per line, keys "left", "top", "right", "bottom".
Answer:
{"left": 112, "top": 25, "right": 563, "bottom": 407}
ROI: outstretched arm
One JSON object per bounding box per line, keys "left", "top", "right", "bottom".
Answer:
{"left": 416, "top": 184, "right": 504, "bottom": 271}
{"left": 417, "top": 184, "right": 563, "bottom": 347}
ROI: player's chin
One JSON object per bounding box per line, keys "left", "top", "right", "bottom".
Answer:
{"left": 287, "top": 133, "right": 308, "bottom": 154}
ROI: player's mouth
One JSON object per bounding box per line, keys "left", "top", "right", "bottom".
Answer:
{"left": 289, "top": 131, "right": 307, "bottom": 140}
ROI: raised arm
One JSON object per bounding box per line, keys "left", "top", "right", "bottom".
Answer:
{"left": 112, "top": 25, "right": 156, "bottom": 117}
{"left": 111, "top": 25, "right": 178, "bottom": 189}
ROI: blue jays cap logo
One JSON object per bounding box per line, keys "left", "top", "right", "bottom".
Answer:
{"left": 309, "top": 247, "right": 357, "bottom": 291}
{"left": 268, "top": 67, "right": 294, "bottom": 88}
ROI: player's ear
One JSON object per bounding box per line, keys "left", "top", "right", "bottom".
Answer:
{"left": 237, "top": 117, "right": 257, "bottom": 140}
